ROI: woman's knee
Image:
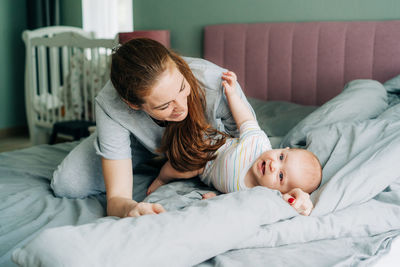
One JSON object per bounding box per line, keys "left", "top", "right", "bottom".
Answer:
{"left": 51, "top": 135, "right": 105, "bottom": 198}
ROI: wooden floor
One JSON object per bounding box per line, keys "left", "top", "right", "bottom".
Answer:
{"left": 0, "top": 133, "right": 32, "bottom": 153}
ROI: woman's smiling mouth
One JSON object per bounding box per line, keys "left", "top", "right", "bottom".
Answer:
{"left": 170, "top": 110, "right": 186, "bottom": 119}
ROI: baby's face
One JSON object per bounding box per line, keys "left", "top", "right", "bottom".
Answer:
{"left": 245, "top": 148, "right": 321, "bottom": 194}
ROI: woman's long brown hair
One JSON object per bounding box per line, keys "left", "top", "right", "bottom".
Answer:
{"left": 110, "top": 38, "right": 227, "bottom": 172}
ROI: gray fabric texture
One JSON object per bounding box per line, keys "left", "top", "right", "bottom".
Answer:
{"left": 247, "top": 98, "right": 317, "bottom": 138}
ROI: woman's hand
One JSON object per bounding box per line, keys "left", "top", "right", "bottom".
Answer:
{"left": 222, "top": 71, "right": 237, "bottom": 97}
{"left": 282, "top": 188, "right": 313, "bottom": 216}
{"left": 124, "top": 200, "right": 166, "bottom": 218}
{"left": 107, "top": 196, "right": 166, "bottom": 218}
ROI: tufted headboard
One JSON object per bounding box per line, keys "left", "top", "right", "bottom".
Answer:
{"left": 204, "top": 21, "right": 400, "bottom": 105}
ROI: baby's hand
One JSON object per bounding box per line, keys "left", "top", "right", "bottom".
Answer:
{"left": 221, "top": 71, "right": 237, "bottom": 97}
{"left": 282, "top": 188, "right": 313, "bottom": 216}
{"left": 147, "top": 177, "right": 166, "bottom": 196}
{"left": 201, "top": 192, "right": 217, "bottom": 200}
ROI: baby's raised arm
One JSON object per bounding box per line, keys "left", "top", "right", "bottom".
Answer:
{"left": 222, "top": 71, "right": 255, "bottom": 129}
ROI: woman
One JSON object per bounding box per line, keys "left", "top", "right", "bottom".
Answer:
{"left": 51, "top": 38, "right": 254, "bottom": 218}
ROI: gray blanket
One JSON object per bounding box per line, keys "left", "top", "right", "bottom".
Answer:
{"left": 12, "top": 79, "right": 400, "bottom": 266}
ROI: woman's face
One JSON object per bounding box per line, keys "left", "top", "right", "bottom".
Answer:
{"left": 128, "top": 62, "right": 191, "bottom": 122}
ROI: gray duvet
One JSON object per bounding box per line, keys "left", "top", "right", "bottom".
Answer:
{"left": 5, "top": 78, "right": 400, "bottom": 266}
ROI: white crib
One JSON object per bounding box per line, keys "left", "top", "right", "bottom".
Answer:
{"left": 22, "top": 26, "right": 117, "bottom": 145}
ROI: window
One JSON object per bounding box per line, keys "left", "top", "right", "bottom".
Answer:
{"left": 82, "top": 0, "right": 133, "bottom": 39}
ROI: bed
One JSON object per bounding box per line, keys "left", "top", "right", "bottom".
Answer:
{"left": 2, "top": 21, "right": 400, "bottom": 266}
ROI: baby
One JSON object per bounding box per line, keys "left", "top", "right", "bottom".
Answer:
{"left": 148, "top": 71, "right": 322, "bottom": 216}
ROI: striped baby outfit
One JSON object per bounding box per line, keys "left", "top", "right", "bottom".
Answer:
{"left": 200, "top": 120, "right": 272, "bottom": 193}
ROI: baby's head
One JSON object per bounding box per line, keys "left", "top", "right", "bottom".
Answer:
{"left": 245, "top": 147, "right": 322, "bottom": 194}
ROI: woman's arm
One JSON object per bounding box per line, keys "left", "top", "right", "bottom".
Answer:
{"left": 102, "top": 158, "right": 165, "bottom": 217}
{"left": 222, "top": 71, "right": 255, "bottom": 129}
{"left": 96, "top": 101, "right": 165, "bottom": 217}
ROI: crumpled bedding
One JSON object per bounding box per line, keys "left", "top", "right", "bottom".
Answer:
{"left": 11, "top": 79, "right": 400, "bottom": 267}
{"left": 0, "top": 142, "right": 106, "bottom": 267}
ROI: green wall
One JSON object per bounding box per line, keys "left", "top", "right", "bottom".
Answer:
{"left": 0, "top": 0, "right": 27, "bottom": 129}
{"left": 60, "top": 0, "right": 82, "bottom": 27}
{"left": 133, "top": 0, "right": 400, "bottom": 57}
{"left": 0, "top": 0, "right": 82, "bottom": 131}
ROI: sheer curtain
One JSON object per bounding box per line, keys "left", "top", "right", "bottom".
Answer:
{"left": 82, "top": 0, "right": 133, "bottom": 39}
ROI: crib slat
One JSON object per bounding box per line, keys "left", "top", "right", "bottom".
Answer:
{"left": 105, "top": 48, "right": 111, "bottom": 85}
{"left": 60, "top": 46, "right": 69, "bottom": 121}
{"left": 30, "top": 46, "right": 39, "bottom": 124}
{"left": 93, "top": 47, "right": 102, "bottom": 121}
{"left": 82, "top": 48, "right": 89, "bottom": 121}
{"left": 37, "top": 45, "right": 49, "bottom": 125}
{"left": 70, "top": 47, "right": 81, "bottom": 121}
{"left": 89, "top": 48, "right": 94, "bottom": 121}
{"left": 49, "top": 46, "right": 60, "bottom": 122}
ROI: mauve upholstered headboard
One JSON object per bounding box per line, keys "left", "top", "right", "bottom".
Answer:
{"left": 204, "top": 21, "right": 400, "bottom": 105}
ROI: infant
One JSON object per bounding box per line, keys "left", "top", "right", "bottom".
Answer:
{"left": 148, "top": 71, "right": 322, "bottom": 216}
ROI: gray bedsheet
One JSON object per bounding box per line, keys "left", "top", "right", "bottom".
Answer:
{"left": 0, "top": 143, "right": 105, "bottom": 267}
{"left": 0, "top": 97, "right": 310, "bottom": 266}
{"left": 4, "top": 78, "right": 400, "bottom": 266}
